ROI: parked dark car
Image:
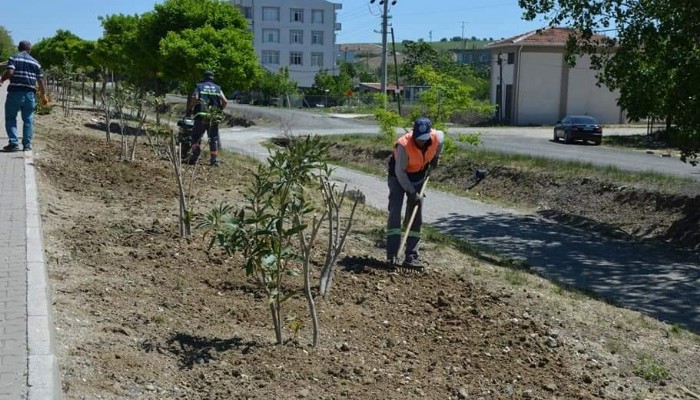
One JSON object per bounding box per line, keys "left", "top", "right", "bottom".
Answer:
{"left": 553, "top": 115, "right": 603, "bottom": 145}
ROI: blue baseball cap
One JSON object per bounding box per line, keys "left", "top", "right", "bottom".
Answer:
{"left": 413, "top": 117, "right": 432, "bottom": 140}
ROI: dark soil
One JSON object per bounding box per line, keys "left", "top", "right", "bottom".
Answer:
{"left": 33, "top": 109, "right": 700, "bottom": 400}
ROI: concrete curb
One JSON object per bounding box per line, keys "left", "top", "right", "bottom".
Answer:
{"left": 24, "top": 153, "right": 62, "bottom": 400}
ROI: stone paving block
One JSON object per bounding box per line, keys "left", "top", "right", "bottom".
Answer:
{"left": 0, "top": 383, "right": 25, "bottom": 400}
{"left": 1, "top": 323, "right": 25, "bottom": 336}
{"left": 0, "top": 355, "right": 25, "bottom": 372}
{"left": 1, "top": 312, "right": 25, "bottom": 322}
{"left": 0, "top": 340, "right": 24, "bottom": 355}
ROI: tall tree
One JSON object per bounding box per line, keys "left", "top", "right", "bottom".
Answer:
{"left": 93, "top": 14, "right": 141, "bottom": 78}
{"left": 518, "top": 0, "right": 700, "bottom": 164}
{"left": 0, "top": 26, "right": 13, "bottom": 61}
{"left": 95, "top": 0, "right": 259, "bottom": 95}
{"left": 159, "top": 24, "right": 260, "bottom": 93}
{"left": 399, "top": 41, "right": 443, "bottom": 85}
{"left": 309, "top": 68, "right": 352, "bottom": 97}
{"left": 408, "top": 65, "right": 493, "bottom": 131}
{"left": 142, "top": 0, "right": 258, "bottom": 94}
{"left": 31, "top": 30, "right": 95, "bottom": 72}
{"left": 254, "top": 67, "right": 298, "bottom": 102}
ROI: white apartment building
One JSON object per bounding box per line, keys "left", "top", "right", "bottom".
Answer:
{"left": 232, "top": 0, "right": 342, "bottom": 88}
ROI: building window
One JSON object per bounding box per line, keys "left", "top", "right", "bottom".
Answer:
{"left": 463, "top": 54, "right": 473, "bottom": 63}
{"left": 311, "top": 31, "right": 324, "bottom": 45}
{"left": 262, "top": 29, "right": 279, "bottom": 43}
{"left": 290, "top": 52, "right": 303, "bottom": 66}
{"left": 290, "top": 30, "right": 303, "bottom": 45}
{"left": 262, "top": 7, "right": 279, "bottom": 21}
{"left": 239, "top": 6, "right": 252, "bottom": 19}
{"left": 261, "top": 50, "right": 280, "bottom": 65}
{"left": 290, "top": 8, "right": 304, "bottom": 23}
{"left": 311, "top": 52, "right": 324, "bottom": 67}
{"left": 507, "top": 52, "right": 515, "bottom": 64}
{"left": 480, "top": 53, "right": 489, "bottom": 62}
{"left": 311, "top": 9, "right": 324, "bottom": 24}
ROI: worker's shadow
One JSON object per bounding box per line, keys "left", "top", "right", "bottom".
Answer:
{"left": 338, "top": 255, "right": 394, "bottom": 273}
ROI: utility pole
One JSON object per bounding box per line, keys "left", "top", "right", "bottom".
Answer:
{"left": 380, "top": 0, "right": 389, "bottom": 107}
{"left": 371, "top": 0, "right": 395, "bottom": 108}
{"left": 461, "top": 21, "right": 466, "bottom": 50}
{"left": 391, "top": 27, "right": 401, "bottom": 116}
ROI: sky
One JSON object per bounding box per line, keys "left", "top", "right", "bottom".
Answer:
{"left": 1, "top": 0, "right": 549, "bottom": 46}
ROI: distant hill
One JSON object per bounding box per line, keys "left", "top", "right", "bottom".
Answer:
{"left": 339, "top": 39, "right": 492, "bottom": 55}
{"left": 338, "top": 40, "right": 493, "bottom": 69}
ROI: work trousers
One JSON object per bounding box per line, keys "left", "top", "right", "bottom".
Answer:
{"left": 190, "top": 117, "right": 219, "bottom": 163}
{"left": 386, "top": 175, "right": 424, "bottom": 261}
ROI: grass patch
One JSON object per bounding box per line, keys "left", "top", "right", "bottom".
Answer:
{"left": 604, "top": 338, "right": 625, "bottom": 355}
{"left": 152, "top": 314, "right": 166, "bottom": 325}
{"left": 325, "top": 134, "right": 696, "bottom": 192}
{"left": 503, "top": 269, "right": 527, "bottom": 286}
{"left": 669, "top": 323, "right": 683, "bottom": 335}
{"left": 633, "top": 354, "right": 669, "bottom": 382}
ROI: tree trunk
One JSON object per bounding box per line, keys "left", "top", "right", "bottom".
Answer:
{"left": 271, "top": 302, "right": 282, "bottom": 345}
{"left": 170, "top": 131, "right": 190, "bottom": 237}
{"left": 303, "top": 248, "right": 319, "bottom": 347}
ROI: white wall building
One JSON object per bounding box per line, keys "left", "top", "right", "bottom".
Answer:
{"left": 232, "top": 0, "right": 342, "bottom": 88}
{"left": 487, "top": 27, "right": 625, "bottom": 125}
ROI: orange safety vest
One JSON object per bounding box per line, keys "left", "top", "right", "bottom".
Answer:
{"left": 394, "top": 129, "right": 440, "bottom": 174}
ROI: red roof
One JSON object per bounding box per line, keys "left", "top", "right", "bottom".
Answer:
{"left": 488, "top": 27, "right": 609, "bottom": 48}
{"left": 358, "top": 82, "right": 404, "bottom": 92}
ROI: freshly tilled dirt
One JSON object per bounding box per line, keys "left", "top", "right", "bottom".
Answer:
{"left": 33, "top": 109, "right": 700, "bottom": 400}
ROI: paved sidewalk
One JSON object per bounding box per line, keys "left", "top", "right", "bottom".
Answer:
{"left": 1, "top": 86, "right": 61, "bottom": 399}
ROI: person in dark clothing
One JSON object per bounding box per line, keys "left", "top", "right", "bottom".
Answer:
{"left": 0, "top": 41, "right": 49, "bottom": 152}
{"left": 386, "top": 117, "right": 444, "bottom": 268}
{"left": 187, "top": 70, "right": 228, "bottom": 166}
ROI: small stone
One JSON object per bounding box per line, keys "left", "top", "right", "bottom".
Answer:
{"left": 458, "top": 387, "right": 469, "bottom": 399}
{"left": 543, "top": 383, "right": 558, "bottom": 392}
{"left": 503, "top": 385, "right": 514, "bottom": 395}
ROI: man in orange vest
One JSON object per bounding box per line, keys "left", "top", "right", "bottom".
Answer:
{"left": 386, "top": 117, "right": 444, "bottom": 269}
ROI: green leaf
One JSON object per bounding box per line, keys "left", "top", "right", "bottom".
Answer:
{"left": 285, "top": 224, "right": 307, "bottom": 236}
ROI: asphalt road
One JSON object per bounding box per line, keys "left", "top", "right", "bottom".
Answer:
{"left": 216, "top": 107, "right": 700, "bottom": 333}
{"left": 225, "top": 103, "right": 700, "bottom": 182}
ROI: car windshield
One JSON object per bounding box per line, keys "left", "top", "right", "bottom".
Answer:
{"left": 569, "top": 116, "right": 598, "bottom": 124}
